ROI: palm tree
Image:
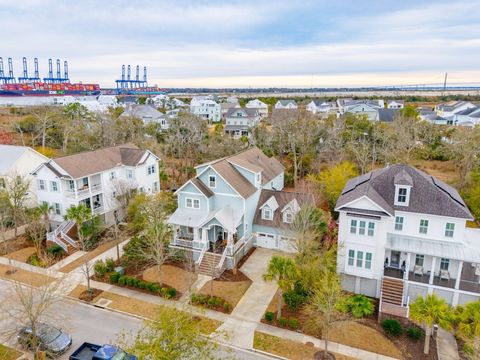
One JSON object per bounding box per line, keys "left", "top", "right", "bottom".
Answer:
{"left": 454, "top": 300, "right": 480, "bottom": 357}
{"left": 409, "top": 293, "right": 452, "bottom": 355}
{"left": 263, "top": 256, "right": 298, "bottom": 319}
{"left": 65, "top": 204, "right": 93, "bottom": 292}
{"left": 37, "top": 202, "right": 52, "bottom": 232}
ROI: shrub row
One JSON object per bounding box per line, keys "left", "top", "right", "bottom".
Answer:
{"left": 93, "top": 258, "right": 116, "bottom": 278}
{"left": 264, "top": 311, "right": 299, "bottom": 330}
{"left": 190, "top": 294, "right": 232, "bottom": 312}
{"left": 381, "top": 318, "right": 423, "bottom": 341}
{"left": 110, "top": 273, "right": 176, "bottom": 299}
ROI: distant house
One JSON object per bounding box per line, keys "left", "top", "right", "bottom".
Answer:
{"left": 245, "top": 99, "right": 269, "bottom": 118}
{"left": 220, "top": 102, "right": 241, "bottom": 118}
{"left": 274, "top": 100, "right": 298, "bottom": 110}
{"left": 32, "top": 144, "right": 160, "bottom": 230}
{"left": 0, "top": 145, "right": 49, "bottom": 207}
{"left": 306, "top": 100, "right": 336, "bottom": 114}
{"left": 224, "top": 108, "right": 260, "bottom": 139}
{"left": 345, "top": 102, "right": 381, "bottom": 121}
{"left": 167, "top": 147, "right": 314, "bottom": 275}
{"left": 226, "top": 96, "right": 239, "bottom": 104}
{"left": 120, "top": 104, "right": 168, "bottom": 130}
{"left": 387, "top": 100, "right": 405, "bottom": 109}
{"left": 336, "top": 98, "right": 353, "bottom": 114}
{"left": 452, "top": 107, "right": 480, "bottom": 127}
{"left": 377, "top": 109, "right": 399, "bottom": 122}
{"left": 435, "top": 101, "right": 476, "bottom": 120}
{"left": 190, "top": 97, "right": 221, "bottom": 123}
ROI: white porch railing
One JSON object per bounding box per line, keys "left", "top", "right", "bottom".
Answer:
{"left": 46, "top": 220, "right": 77, "bottom": 251}
{"left": 93, "top": 205, "right": 104, "bottom": 214}
{"left": 227, "top": 234, "right": 253, "bottom": 256}
{"left": 216, "top": 246, "right": 228, "bottom": 274}
{"left": 196, "top": 243, "right": 208, "bottom": 265}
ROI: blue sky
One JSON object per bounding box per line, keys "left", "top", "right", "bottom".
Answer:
{"left": 1, "top": 0, "right": 479, "bottom": 87}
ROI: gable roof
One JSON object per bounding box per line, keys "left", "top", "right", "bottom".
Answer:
{"left": 378, "top": 109, "right": 399, "bottom": 122}
{"left": 225, "top": 107, "right": 258, "bottom": 118}
{"left": 0, "top": 145, "right": 43, "bottom": 174}
{"left": 387, "top": 100, "right": 404, "bottom": 105}
{"left": 121, "top": 105, "right": 164, "bottom": 119}
{"left": 277, "top": 100, "right": 297, "bottom": 107}
{"left": 336, "top": 164, "right": 473, "bottom": 219}
{"left": 190, "top": 177, "right": 214, "bottom": 198}
{"left": 210, "top": 160, "right": 257, "bottom": 198}
{"left": 246, "top": 99, "right": 268, "bottom": 108}
{"left": 50, "top": 144, "right": 156, "bottom": 179}
{"left": 253, "top": 189, "right": 315, "bottom": 229}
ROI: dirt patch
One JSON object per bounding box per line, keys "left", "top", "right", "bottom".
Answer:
{"left": 0, "top": 263, "right": 54, "bottom": 287}
{"left": 412, "top": 160, "right": 457, "bottom": 184}
{"left": 6, "top": 246, "right": 36, "bottom": 262}
{"left": 0, "top": 235, "right": 32, "bottom": 256}
{"left": 143, "top": 264, "right": 197, "bottom": 294}
{"left": 0, "top": 343, "right": 22, "bottom": 360}
{"left": 59, "top": 240, "right": 120, "bottom": 273}
{"left": 253, "top": 331, "right": 356, "bottom": 360}
{"left": 197, "top": 270, "right": 252, "bottom": 309}
{"left": 78, "top": 288, "right": 103, "bottom": 302}
{"left": 236, "top": 247, "right": 256, "bottom": 269}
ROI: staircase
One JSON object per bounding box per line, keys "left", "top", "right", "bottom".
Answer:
{"left": 380, "top": 276, "right": 409, "bottom": 318}
{"left": 197, "top": 252, "right": 223, "bottom": 277}
{"left": 46, "top": 221, "right": 78, "bottom": 253}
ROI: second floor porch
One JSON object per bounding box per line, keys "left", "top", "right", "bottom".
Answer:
{"left": 64, "top": 174, "right": 102, "bottom": 199}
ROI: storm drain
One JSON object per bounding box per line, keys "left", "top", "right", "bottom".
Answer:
{"left": 94, "top": 298, "right": 112, "bottom": 308}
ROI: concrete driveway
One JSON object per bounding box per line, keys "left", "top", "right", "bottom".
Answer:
{"left": 216, "top": 248, "right": 280, "bottom": 349}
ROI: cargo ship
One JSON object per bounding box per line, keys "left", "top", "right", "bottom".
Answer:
{"left": 0, "top": 82, "right": 101, "bottom": 97}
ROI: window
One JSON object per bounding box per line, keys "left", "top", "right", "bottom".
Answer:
{"left": 153, "top": 181, "right": 159, "bottom": 192}
{"left": 186, "top": 198, "right": 192, "bottom": 208}
{"left": 38, "top": 179, "right": 46, "bottom": 191}
{"left": 147, "top": 165, "right": 156, "bottom": 175}
{"left": 53, "top": 203, "right": 61, "bottom": 215}
{"left": 415, "top": 254, "right": 424, "bottom": 267}
{"left": 186, "top": 198, "right": 200, "bottom": 209}
{"left": 365, "top": 252, "right": 372, "bottom": 269}
{"left": 397, "top": 188, "right": 407, "bottom": 203}
{"left": 50, "top": 181, "right": 58, "bottom": 192}
{"left": 350, "top": 220, "right": 357, "bottom": 234}
{"left": 445, "top": 223, "right": 455, "bottom": 237}
{"left": 356, "top": 251, "right": 364, "bottom": 268}
{"left": 112, "top": 191, "right": 117, "bottom": 199}
{"left": 209, "top": 175, "right": 216, "bottom": 188}
{"left": 262, "top": 208, "right": 273, "bottom": 220}
{"left": 348, "top": 250, "right": 355, "bottom": 266}
{"left": 193, "top": 199, "right": 200, "bottom": 209}
{"left": 283, "top": 211, "right": 293, "bottom": 223}
{"left": 440, "top": 258, "right": 450, "bottom": 271}
{"left": 127, "top": 169, "right": 134, "bottom": 179}
{"left": 68, "top": 180, "right": 75, "bottom": 191}
{"left": 139, "top": 187, "right": 145, "bottom": 193}
{"left": 419, "top": 219, "right": 429, "bottom": 234}
{"left": 395, "top": 216, "right": 404, "bottom": 231}
{"left": 109, "top": 171, "right": 116, "bottom": 180}
{"left": 359, "top": 221, "right": 366, "bottom": 235}
{"left": 256, "top": 173, "right": 261, "bottom": 183}
{"left": 368, "top": 222, "right": 375, "bottom": 236}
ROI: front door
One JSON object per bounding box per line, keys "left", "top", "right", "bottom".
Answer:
{"left": 390, "top": 251, "right": 401, "bottom": 268}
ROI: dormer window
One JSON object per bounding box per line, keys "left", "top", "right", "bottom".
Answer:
{"left": 283, "top": 211, "right": 293, "bottom": 223}
{"left": 262, "top": 208, "right": 273, "bottom": 221}
{"left": 209, "top": 175, "right": 216, "bottom": 188}
{"left": 397, "top": 188, "right": 407, "bottom": 203}
{"left": 394, "top": 186, "right": 411, "bottom": 206}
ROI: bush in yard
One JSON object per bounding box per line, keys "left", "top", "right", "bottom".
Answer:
{"left": 223, "top": 302, "right": 231, "bottom": 312}
{"left": 94, "top": 260, "right": 107, "bottom": 278}
{"left": 289, "top": 318, "right": 299, "bottom": 330}
{"left": 207, "top": 297, "right": 217, "bottom": 308}
{"left": 278, "top": 317, "right": 288, "bottom": 327}
{"left": 265, "top": 312, "right": 274, "bottom": 322}
{"left": 166, "top": 288, "right": 176, "bottom": 298}
{"left": 344, "top": 294, "right": 375, "bottom": 318}
{"left": 381, "top": 318, "right": 403, "bottom": 337}
{"left": 118, "top": 276, "right": 127, "bottom": 285}
{"left": 406, "top": 326, "right": 423, "bottom": 341}
{"left": 283, "top": 290, "right": 307, "bottom": 311}
{"left": 47, "top": 244, "right": 65, "bottom": 257}
{"left": 110, "top": 272, "right": 120, "bottom": 283}
{"left": 105, "top": 257, "right": 115, "bottom": 272}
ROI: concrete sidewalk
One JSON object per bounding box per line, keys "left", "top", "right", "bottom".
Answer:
{"left": 437, "top": 328, "right": 460, "bottom": 360}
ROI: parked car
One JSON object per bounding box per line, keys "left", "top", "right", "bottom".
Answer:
{"left": 69, "top": 342, "right": 136, "bottom": 360}
{"left": 17, "top": 323, "right": 72, "bottom": 356}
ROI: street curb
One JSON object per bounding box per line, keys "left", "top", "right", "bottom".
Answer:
{"left": 250, "top": 348, "right": 289, "bottom": 359}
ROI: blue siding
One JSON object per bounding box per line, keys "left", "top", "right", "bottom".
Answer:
{"left": 244, "top": 190, "right": 261, "bottom": 236}
{"left": 253, "top": 224, "right": 294, "bottom": 238}
{"left": 231, "top": 165, "right": 257, "bottom": 187}
{"left": 263, "top": 172, "right": 284, "bottom": 191}
{"left": 177, "top": 192, "right": 208, "bottom": 211}
{"left": 198, "top": 167, "right": 238, "bottom": 195}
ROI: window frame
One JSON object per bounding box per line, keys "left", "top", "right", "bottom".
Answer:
{"left": 365, "top": 252, "right": 372, "bottom": 269}
{"left": 350, "top": 219, "right": 357, "bottom": 234}
{"left": 50, "top": 181, "right": 58, "bottom": 192}
{"left": 208, "top": 175, "right": 216, "bottom": 188}
{"left": 356, "top": 251, "right": 364, "bottom": 268}
{"left": 262, "top": 208, "right": 273, "bottom": 221}
{"left": 394, "top": 216, "right": 404, "bottom": 231}
{"left": 445, "top": 223, "right": 455, "bottom": 237}
{"left": 397, "top": 187, "right": 407, "bottom": 203}
{"left": 415, "top": 254, "right": 424, "bottom": 267}
{"left": 53, "top": 203, "right": 61, "bottom": 215}
{"left": 348, "top": 250, "right": 355, "bottom": 266}
{"left": 283, "top": 211, "right": 293, "bottom": 224}
{"left": 440, "top": 258, "right": 450, "bottom": 271}
{"left": 359, "top": 221, "right": 366, "bottom": 235}
{"left": 147, "top": 165, "right": 156, "bottom": 175}
{"left": 38, "top": 179, "right": 46, "bottom": 191}
{"left": 419, "top": 219, "right": 429, "bottom": 234}
{"left": 367, "top": 222, "right": 375, "bottom": 237}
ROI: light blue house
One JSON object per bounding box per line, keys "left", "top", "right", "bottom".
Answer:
{"left": 168, "top": 147, "right": 313, "bottom": 275}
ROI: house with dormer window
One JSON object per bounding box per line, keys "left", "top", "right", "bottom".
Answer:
{"left": 335, "top": 164, "right": 480, "bottom": 317}
{"left": 168, "top": 147, "right": 313, "bottom": 276}
{"left": 224, "top": 108, "right": 261, "bottom": 139}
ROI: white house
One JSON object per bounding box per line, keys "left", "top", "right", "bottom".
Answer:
{"left": 32, "top": 144, "right": 160, "bottom": 230}
{"left": 190, "top": 97, "right": 221, "bottom": 123}
{"left": 345, "top": 102, "right": 381, "bottom": 121}
{"left": 120, "top": 104, "right": 168, "bottom": 130}
{"left": 335, "top": 164, "right": 480, "bottom": 317}
{"left": 224, "top": 108, "right": 260, "bottom": 139}
{"left": 435, "top": 101, "right": 477, "bottom": 119}
{"left": 0, "top": 145, "right": 49, "bottom": 207}
{"left": 245, "top": 99, "right": 269, "bottom": 118}
{"left": 452, "top": 107, "right": 480, "bottom": 127}
{"left": 274, "top": 100, "right": 297, "bottom": 110}
{"left": 387, "top": 100, "right": 405, "bottom": 109}
{"left": 306, "top": 100, "right": 336, "bottom": 114}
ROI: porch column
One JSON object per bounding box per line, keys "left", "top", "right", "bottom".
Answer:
{"left": 202, "top": 228, "right": 208, "bottom": 243}
{"left": 455, "top": 261, "right": 464, "bottom": 290}
{"left": 429, "top": 256, "right": 437, "bottom": 285}
{"left": 404, "top": 252, "right": 411, "bottom": 281}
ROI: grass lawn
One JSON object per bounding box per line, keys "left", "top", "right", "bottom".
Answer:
{"left": 68, "top": 285, "right": 221, "bottom": 335}
{"left": 143, "top": 264, "right": 197, "bottom": 294}
{"left": 5, "top": 246, "right": 36, "bottom": 262}
{"left": 0, "top": 343, "right": 22, "bottom": 360}
{"left": 197, "top": 271, "right": 252, "bottom": 309}
{"left": 0, "top": 264, "right": 54, "bottom": 286}
{"left": 59, "top": 240, "right": 119, "bottom": 273}
{"left": 253, "top": 332, "right": 356, "bottom": 360}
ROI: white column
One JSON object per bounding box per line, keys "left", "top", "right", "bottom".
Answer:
{"left": 202, "top": 228, "right": 208, "bottom": 243}
{"left": 404, "top": 252, "right": 411, "bottom": 281}
{"left": 429, "top": 256, "right": 437, "bottom": 285}
{"left": 455, "top": 261, "right": 463, "bottom": 290}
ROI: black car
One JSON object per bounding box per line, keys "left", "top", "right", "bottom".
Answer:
{"left": 17, "top": 323, "right": 72, "bottom": 357}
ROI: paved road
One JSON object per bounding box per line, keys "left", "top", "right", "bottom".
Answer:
{"left": 0, "top": 279, "right": 275, "bottom": 360}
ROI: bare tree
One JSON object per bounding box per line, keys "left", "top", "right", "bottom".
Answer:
{"left": 4, "top": 174, "right": 30, "bottom": 237}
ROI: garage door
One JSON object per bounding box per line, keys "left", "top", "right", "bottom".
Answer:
{"left": 256, "top": 233, "right": 277, "bottom": 249}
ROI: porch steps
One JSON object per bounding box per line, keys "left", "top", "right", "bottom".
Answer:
{"left": 197, "top": 252, "right": 223, "bottom": 277}
{"left": 381, "top": 277, "right": 404, "bottom": 306}
{"left": 46, "top": 221, "right": 78, "bottom": 254}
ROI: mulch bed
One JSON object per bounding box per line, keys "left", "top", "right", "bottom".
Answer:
{"left": 217, "top": 268, "right": 251, "bottom": 282}
{"left": 78, "top": 288, "right": 103, "bottom": 302}
{"left": 236, "top": 247, "right": 256, "bottom": 269}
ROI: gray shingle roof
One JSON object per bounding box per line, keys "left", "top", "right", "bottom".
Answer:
{"left": 378, "top": 109, "right": 398, "bottom": 122}
{"left": 225, "top": 108, "right": 258, "bottom": 118}
{"left": 336, "top": 164, "right": 473, "bottom": 219}
{"left": 278, "top": 100, "right": 297, "bottom": 106}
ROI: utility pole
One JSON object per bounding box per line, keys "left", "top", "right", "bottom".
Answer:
{"left": 443, "top": 72, "right": 448, "bottom": 92}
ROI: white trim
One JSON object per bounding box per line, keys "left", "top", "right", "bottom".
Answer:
{"left": 225, "top": 159, "right": 259, "bottom": 175}
{"left": 197, "top": 165, "right": 244, "bottom": 198}
{"left": 185, "top": 197, "right": 200, "bottom": 209}
{"left": 174, "top": 179, "right": 208, "bottom": 199}
{"left": 208, "top": 174, "right": 216, "bottom": 189}
{"left": 335, "top": 194, "right": 393, "bottom": 216}
{"left": 394, "top": 185, "right": 412, "bottom": 206}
